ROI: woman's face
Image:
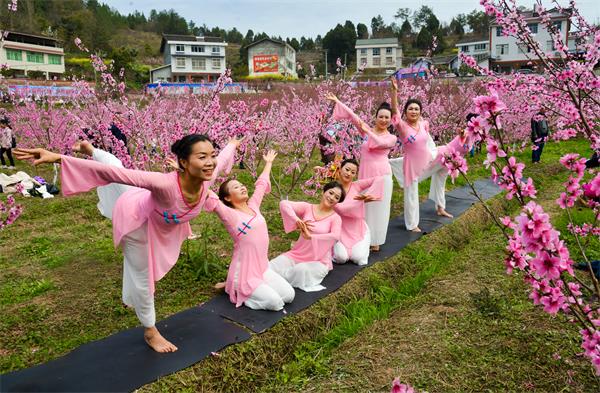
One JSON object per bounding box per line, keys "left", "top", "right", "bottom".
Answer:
{"left": 339, "top": 163, "right": 358, "bottom": 184}
{"left": 180, "top": 140, "right": 217, "bottom": 181}
{"left": 375, "top": 109, "right": 392, "bottom": 130}
{"left": 321, "top": 186, "right": 342, "bottom": 208}
{"left": 224, "top": 180, "right": 249, "bottom": 205}
{"left": 405, "top": 103, "right": 421, "bottom": 122}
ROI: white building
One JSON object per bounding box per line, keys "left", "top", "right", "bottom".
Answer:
{"left": 355, "top": 38, "right": 402, "bottom": 71}
{"left": 246, "top": 38, "right": 297, "bottom": 78}
{"left": 0, "top": 31, "right": 64, "bottom": 79}
{"left": 489, "top": 7, "right": 570, "bottom": 73}
{"left": 456, "top": 37, "right": 490, "bottom": 70}
{"left": 150, "top": 34, "right": 228, "bottom": 83}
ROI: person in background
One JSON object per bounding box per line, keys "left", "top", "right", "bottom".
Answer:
{"left": 0, "top": 117, "right": 15, "bottom": 170}
{"left": 531, "top": 110, "right": 550, "bottom": 163}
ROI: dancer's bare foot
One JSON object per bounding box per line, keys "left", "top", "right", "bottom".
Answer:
{"left": 370, "top": 245, "right": 380, "bottom": 252}
{"left": 214, "top": 281, "right": 226, "bottom": 290}
{"left": 436, "top": 207, "right": 453, "bottom": 218}
{"left": 144, "top": 326, "right": 178, "bottom": 353}
{"left": 72, "top": 140, "right": 94, "bottom": 156}
{"left": 411, "top": 227, "right": 422, "bottom": 232}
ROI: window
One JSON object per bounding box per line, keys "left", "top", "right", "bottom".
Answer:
{"left": 386, "top": 57, "right": 393, "bottom": 65}
{"left": 496, "top": 27, "right": 503, "bottom": 36}
{"left": 175, "top": 57, "right": 186, "bottom": 68}
{"left": 27, "top": 51, "right": 44, "bottom": 63}
{"left": 212, "top": 46, "right": 220, "bottom": 54}
{"left": 496, "top": 44, "right": 508, "bottom": 55}
{"left": 178, "top": 75, "right": 186, "bottom": 82}
{"left": 546, "top": 40, "right": 556, "bottom": 51}
{"left": 48, "top": 54, "right": 61, "bottom": 65}
{"left": 527, "top": 23, "right": 538, "bottom": 34}
{"left": 6, "top": 49, "right": 21, "bottom": 61}
{"left": 175, "top": 44, "right": 185, "bottom": 52}
{"left": 191, "top": 45, "right": 204, "bottom": 53}
{"left": 212, "top": 58, "right": 221, "bottom": 68}
{"left": 360, "top": 58, "right": 367, "bottom": 66}
{"left": 474, "top": 43, "right": 487, "bottom": 51}
{"left": 192, "top": 58, "right": 205, "bottom": 70}
{"left": 386, "top": 47, "right": 393, "bottom": 54}
{"left": 475, "top": 54, "right": 488, "bottom": 62}
{"left": 518, "top": 43, "right": 531, "bottom": 54}
{"left": 553, "top": 21, "right": 562, "bottom": 31}
{"left": 287, "top": 60, "right": 293, "bottom": 70}
{"left": 372, "top": 48, "right": 380, "bottom": 56}
{"left": 461, "top": 45, "right": 470, "bottom": 52}
{"left": 373, "top": 57, "right": 381, "bottom": 66}
{"left": 360, "top": 48, "right": 367, "bottom": 54}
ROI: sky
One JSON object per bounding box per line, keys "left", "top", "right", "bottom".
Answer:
{"left": 101, "top": 0, "right": 600, "bottom": 39}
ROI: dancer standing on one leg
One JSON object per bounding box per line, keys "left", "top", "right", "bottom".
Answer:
{"left": 270, "top": 182, "right": 344, "bottom": 291}
{"left": 332, "top": 158, "right": 384, "bottom": 265}
{"left": 388, "top": 79, "right": 455, "bottom": 232}
{"left": 14, "top": 135, "right": 241, "bottom": 353}
{"left": 326, "top": 94, "right": 396, "bottom": 252}
{"left": 203, "top": 150, "right": 295, "bottom": 311}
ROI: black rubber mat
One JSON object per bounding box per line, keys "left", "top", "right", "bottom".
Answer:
{"left": 1, "top": 307, "right": 251, "bottom": 392}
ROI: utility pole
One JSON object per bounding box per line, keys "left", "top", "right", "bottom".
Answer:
{"left": 344, "top": 52, "right": 347, "bottom": 80}
{"left": 324, "top": 49, "right": 328, "bottom": 79}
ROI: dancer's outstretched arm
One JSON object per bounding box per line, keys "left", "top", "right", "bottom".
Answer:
{"left": 249, "top": 150, "right": 276, "bottom": 208}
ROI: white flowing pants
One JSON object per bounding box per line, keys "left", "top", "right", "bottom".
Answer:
{"left": 403, "top": 161, "right": 448, "bottom": 231}
{"left": 243, "top": 268, "right": 295, "bottom": 311}
{"left": 364, "top": 174, "right": 393, "bottom": 246}
{"left": 269, "top": 255, "right": 329, "bottom": 292}
{"left": 92, "top": 148, "right": 155, "bottom": 328}
{"left": 333, "top": 225, "right": 370, "bottom": 266}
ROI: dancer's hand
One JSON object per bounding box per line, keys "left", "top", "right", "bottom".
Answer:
{"left": 263, "top": 150, "right": 277, "bottom": 163}
{"left": 13, "top": 148, "right": 61, "bottom": 165}
{"left": 325, "top": 93, "right": 339, "bottom": 103}
{"left": 166, "top": 157, "right": 179, "bottom": 170}
{"left": 354, "top": 193, "right": 378, "bottom": 203}
{"left": 296, "top": 219, "right": 313, "bottom": 239}
{"left": 228, "top": 135, "right": 245, "bottom": 148}
{"left": 391, "top": 78, "right": 398, "bottom": 92}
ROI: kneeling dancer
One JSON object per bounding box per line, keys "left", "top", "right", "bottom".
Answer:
{"left": 204, "top": 150, "right": 295, "bottom": 310}
{"left": 333, "top": 158, "right": 384, "bottom": 265}
{"left": 14, "top": 135, "right": 239, "bottom": 353}
{"left": 270, "top": 181, "right": 344, "bottom": 291}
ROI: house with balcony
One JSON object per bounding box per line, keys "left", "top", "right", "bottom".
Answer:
{"left": 355, "top": 38, "right": 402, "bottom": 72}
{"left": 489, "top": 7, "right": 571, "bottom": 73}
{"left": 455, "top": 37, "right": 490, "bottom": 70}
{"left": 0, "top": 31, "right": 64, "bottom": 79}
{"left": 150, "top": 34, "right": 228, "bottom": 83}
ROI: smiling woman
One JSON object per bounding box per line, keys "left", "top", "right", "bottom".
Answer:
{"left": 12, "top": 135, "right": 242, "bottom": 353}
{"left": 268, "top": 181, "right": 344, "bottom": 292}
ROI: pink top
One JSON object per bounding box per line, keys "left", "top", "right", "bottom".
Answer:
{"left": 60, "top": 142, "right": 236, "bottom": 293}
{"left": 392, "top": 115, "right": 434, "bottom": 185}
{"left": 332, "top": 102, "right": 397, "bottom": 179}
{"left": 279, "top": 200, "right": 342, "bottom": 270}
{"left": 436, "top": 134, "right": 473, "bottom": 163}
{"left": 203, "top": 173, "right": 271, "bottom": 307}
{"left": 334, "top": 177, "right": 384, "bottom": 257}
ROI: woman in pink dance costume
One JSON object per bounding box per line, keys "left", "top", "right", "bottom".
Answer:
{"left": 326, "top": 93, "right": 397, "bottom": 252}
{"left": 332, "top": 158, "right": 384, "bottom": 265}
{"left": 388, "top": 79, "right": 466, "bottom": 232}
{"left": 204, "top": 150, "right": 295, "bottom": 311}
{"left": 14, "top": 135, "right": 241, "bottom": 353}
{"left": 270, "top": 181, "right": 344, "bottom": 292}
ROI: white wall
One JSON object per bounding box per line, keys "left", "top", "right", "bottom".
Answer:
{"left": 0, "top": 41, "right": 65, "bottom": 76}
{"left": 490, "top": 19, "right": 568, "bottom": 62}
{"left": 166, "top": 41, "right": 227, "bottom": 75}
{"left": 355, "top": 45, "right": 402, "bottom": 70}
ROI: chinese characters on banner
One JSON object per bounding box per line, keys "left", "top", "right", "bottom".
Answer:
{"left": 253, "top": 55, "right": 279, "bottom": 73}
